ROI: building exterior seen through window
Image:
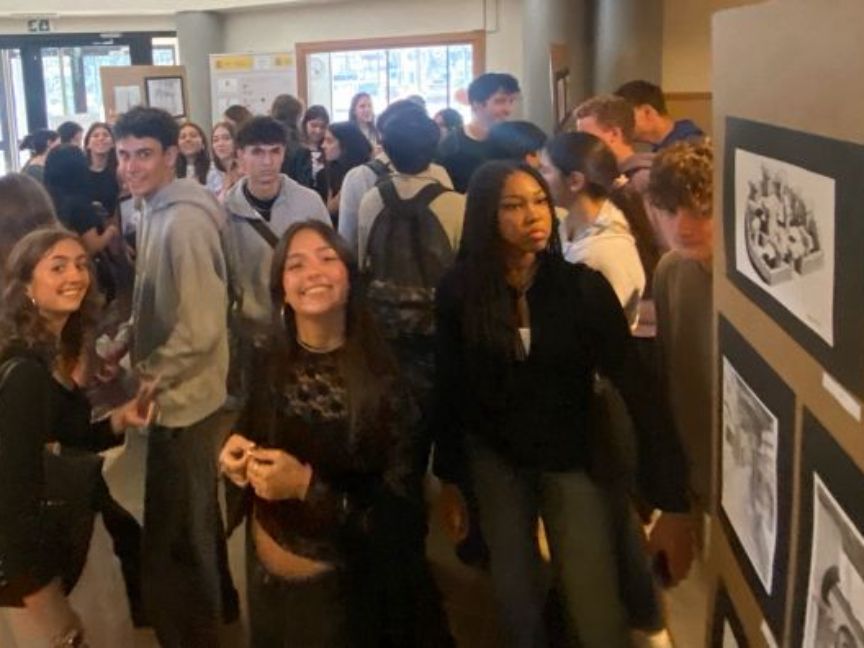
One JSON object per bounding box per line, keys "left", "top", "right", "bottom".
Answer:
{"left": 308, "top": 43, "right": 473, "bottom": 122}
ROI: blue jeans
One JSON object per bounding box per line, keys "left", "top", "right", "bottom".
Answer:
{"left": 142, "top": 409, "right": 239, "bottom": 647}
{"left": 469, "top": 441, "right": 638, "bottom": 648}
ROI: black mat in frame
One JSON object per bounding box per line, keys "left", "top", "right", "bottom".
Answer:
{"left": 717, "top": 315, "right": 794, "bottom": 640}
{"left": 723, "top": 116, "right": 864, "bottom": 399}
{"left": 710, "top": 583, "right": 750, "bottom": 647}
{"left": 791, "top": 409, "right": 864, "bottom": 647}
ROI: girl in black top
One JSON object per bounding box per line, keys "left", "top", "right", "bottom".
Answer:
{"left": 317, "top": 122, "right": 372, "bottom": 226}
{"left": 44, "top": 145, "right": 119, "bottom": 256}
{"left": 219, "top": 220, "right": 451, "bottom": 647}
{"left": 0, "top": 228, "right": 152, "bottom": 646}
{"left": 285, "top": 105, "right": 330, "bottom": 190}
{"left": 84, "top": 122, "right": 119, "bottom": 217}
{"left": 433, "top": 161, "right": 692, "bottom": 647}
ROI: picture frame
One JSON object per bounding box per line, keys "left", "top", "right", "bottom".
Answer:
{"left": 717, "top": 315, "right": 794, "bottom": 639}
{"left": 723, "top": 116, "right": 864, "bottom": 398}
{"left": 710, "top": 583, "right": 750, "bottom": 647}
{"left": 791, "top": 410, "right": 864, "bottom": 647}
{"left": 144, "top": 75, "right": 186, "bottom": 118}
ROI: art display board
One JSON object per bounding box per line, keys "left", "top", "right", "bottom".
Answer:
{"left": 100, "top": 65, "right": 189, "bottom": 122}
{"left": 709, "top": 1, "right": 864, "bottom": 646}
{"left": 717, "top": 316, "right": 794, "bottom": 638}
{"left": 209, "top": 52, "right": 297, "bottom": 123}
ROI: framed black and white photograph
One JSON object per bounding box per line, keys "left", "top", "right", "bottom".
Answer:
{"left": 792, "top": 411, "right": 864, "bottom": 647}
{"left": 723, "top": 117, "right": 864, "bottom": 398}
{"left": 710, "top": 584, "right": 750, "bottom": 647}
{"left": 718, "top": 316, "right": 794, "bottom": 638}
{"left": 722, "top": 357, "right": 778, "bottom": 592}
{"left": 145, "top": 75, "right": 186, "bottom": 118}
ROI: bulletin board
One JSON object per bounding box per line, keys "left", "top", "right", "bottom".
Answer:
{"left": 209, "top": 52, "right": 297, "bottom": 123}
{"left": 707, "top": 1, "right": 864, "bottom": 647}
{"left": 100, "top": 65, "right": 189, "bottom": 123}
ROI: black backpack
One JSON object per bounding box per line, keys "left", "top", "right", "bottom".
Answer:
{"left": 363, "top": 180, "right": 454, "bottom": 341}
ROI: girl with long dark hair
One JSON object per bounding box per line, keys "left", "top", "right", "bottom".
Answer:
{"left": 175, "top": 122, "right": 221, "bottom": 191}
{"left": 210, "top": 121, "right": 242, "bottom": 201}
{"left": 348, "top": 92, "right": 380, "bottom": 147}
{"left": 286, "top": 105, "right": 330, "bottom": 190}
{"left": 318, "top": 122, "right": 372, "bottom": 225}
{"left": 0, "top": 228, "right": 153, "bottom": 647}
{"left": 83, "top": 122, "right": 119, "bottom": 217}
{"left": 433, "top": 161, "right": 692, "bottom": 647}
{"left": 540, "top": 132, "right": 660, "bottom": 329}
{"left": 44, "top": 145, "right": 119, "bottom": 257}
{"left": 220, "top": 220, "right": 450, "bottom": 647}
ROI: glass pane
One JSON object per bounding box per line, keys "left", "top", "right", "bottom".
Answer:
{"left": 307, "top": 52, "right": 332, "bottom": 114}
{"left": 42, "top": 45, "right": 131, "bottom": 132}
{"left": 387, "top": 47, "right": 419, "bottom": 103}
{"left": 448, "top": 44, "right": 473, "bottom": 122}
{"left": 329, "top": 49, "right": 386, "bottom": 122}
{"left": 11, "top": 50, "right": 28, "bottom": 169}
{"left": 152, "top": 37, "right": 178, "bottom": 66}
{"left": 418, "top": 46, "right": 448, "bottom": 116}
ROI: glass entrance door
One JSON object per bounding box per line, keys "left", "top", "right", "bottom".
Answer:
{"left": 40, "top": 44, "right": 131, "bottom": 133}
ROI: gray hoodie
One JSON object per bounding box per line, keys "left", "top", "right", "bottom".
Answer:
{"left": 223, "top": 174, "right": 330, "bottom": 329}
{"left": 131, "top": 179, "right": 230, "bottom": 427}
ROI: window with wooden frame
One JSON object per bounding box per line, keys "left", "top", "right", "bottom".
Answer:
{"left": 296, "top": 31, "right": 485, "bottom": 123}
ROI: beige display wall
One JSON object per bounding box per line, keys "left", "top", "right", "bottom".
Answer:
{"left": 709, "top": 0, "right": 864, "bottom": 645}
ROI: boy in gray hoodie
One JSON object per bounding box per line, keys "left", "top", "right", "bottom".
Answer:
{"left": 114, "top": 106, "right": 238, "bottom": 646}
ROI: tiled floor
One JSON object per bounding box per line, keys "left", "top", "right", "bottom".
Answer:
{"left": 100, "top": 430, "right": 708, "bottom": 647}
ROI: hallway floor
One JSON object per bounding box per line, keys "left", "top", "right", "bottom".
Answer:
{"left": 99, "top": 430, "right": 709, "bottom": 648}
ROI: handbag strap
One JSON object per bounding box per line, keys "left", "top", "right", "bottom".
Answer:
{"left": 0, "top": 357, "right": 24, "bottom": 392}
{"left": 245, "top": 217, "right": 280, "bottom": 248}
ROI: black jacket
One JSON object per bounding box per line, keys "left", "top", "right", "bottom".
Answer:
{"left": 432, "top": 255, "right": 690, "bottom": 512}
{"left": 0, "top": 350, "right": 118, "bottom": 604}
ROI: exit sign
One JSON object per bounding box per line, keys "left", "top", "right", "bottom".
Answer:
{"left": 27, "top": 19, "right": 51, "bottom": 33}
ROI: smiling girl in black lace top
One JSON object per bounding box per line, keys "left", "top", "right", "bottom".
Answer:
{"left": 220, "top": 220, "right": 451, "bottom": 647}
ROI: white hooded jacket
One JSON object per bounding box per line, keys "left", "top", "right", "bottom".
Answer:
{"left": 560, "top": 200, "right": 645, "bottom": 330}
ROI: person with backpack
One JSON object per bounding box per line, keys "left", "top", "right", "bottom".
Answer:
{"left": 357, "top": 107, "right": 464, "bottom": 471}
{"left": 338, "top": 100, "right": 453, "bottom": 256}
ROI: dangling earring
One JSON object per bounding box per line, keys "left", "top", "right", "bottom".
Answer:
{"left": 281, "top": 303, "right": 289, "bottom": 331}
{"left": 29, "top": 295, "right": 37, "bottom": 308}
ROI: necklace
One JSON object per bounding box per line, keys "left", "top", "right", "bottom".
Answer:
{"left": 297, "top": 336, "right": 344, "bottom": 353}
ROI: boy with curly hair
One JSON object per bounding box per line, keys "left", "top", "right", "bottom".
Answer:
{"left": 648, "top": 141, "right": 714, "bottom": 537}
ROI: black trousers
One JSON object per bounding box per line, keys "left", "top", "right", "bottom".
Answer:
{"left": 141, "top": 409, "right": 239, "bottom": 647}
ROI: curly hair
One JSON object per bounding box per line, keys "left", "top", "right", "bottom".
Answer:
{"left": 0, "top": 228, "right": 102, "bottom": 369}
{"left": 647, "top": 141, "right": 714, "bottom": 215}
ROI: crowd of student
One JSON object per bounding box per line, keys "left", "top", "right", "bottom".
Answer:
{"left": 0, "top": 73, "right": 713, "bottom": 648}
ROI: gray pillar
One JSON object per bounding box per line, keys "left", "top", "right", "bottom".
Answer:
{"left": 175, "top": 11, "right": 224, "bottom": 129}
{"left": 593, "top": 0, "right": 663, "bottom": 94}
{"left": 521, "top": 0, "right": 591, "bottom": 133}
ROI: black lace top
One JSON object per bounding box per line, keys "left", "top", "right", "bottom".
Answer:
{"left": 234, "top": 346, "right": 419, "bottom": 566}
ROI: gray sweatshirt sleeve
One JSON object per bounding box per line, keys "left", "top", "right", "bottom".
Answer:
{"left": 337, "top": 166, "right": 374, "bottom": 254}
{"left": 136, "top": 215, "right": 228, "bottom": 390}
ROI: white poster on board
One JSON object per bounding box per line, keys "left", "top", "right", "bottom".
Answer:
{"left": 210, "top": 52, "right": 297, "bottom": 123}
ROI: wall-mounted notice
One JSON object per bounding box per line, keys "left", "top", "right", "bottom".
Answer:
{"left": 210, "top": 52, "right": 297, "bottom": 123}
